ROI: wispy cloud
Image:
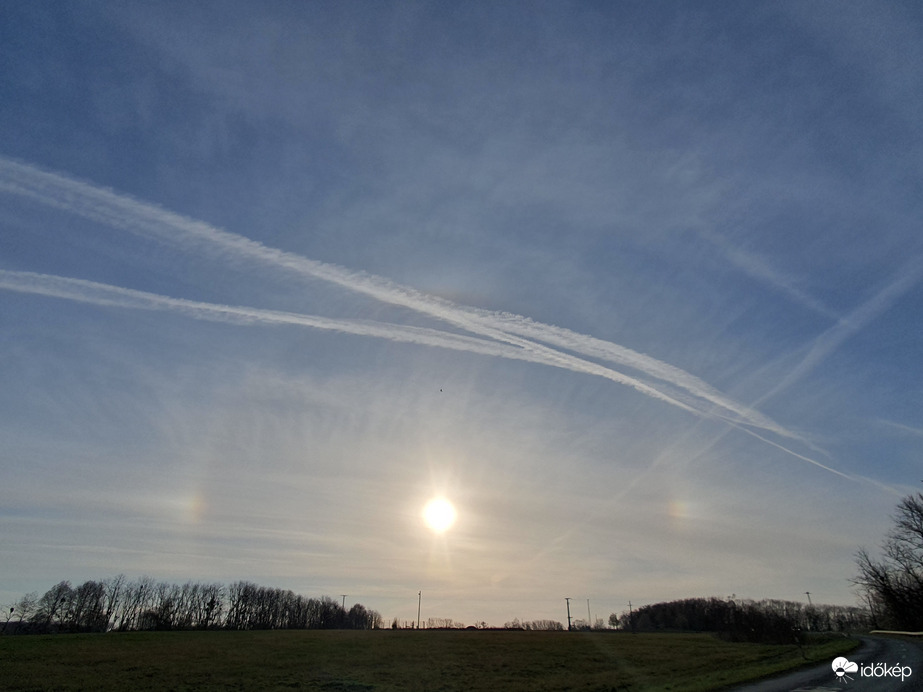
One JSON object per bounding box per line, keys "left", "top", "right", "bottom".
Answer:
{"left": 698, "top": 228, "right": 840, "bottom": 321}
{"left": 0, "top": 156, "right": 848, "bottom": 476}
{"left": 876, "top": 419, "right": 923, "bottom": 438}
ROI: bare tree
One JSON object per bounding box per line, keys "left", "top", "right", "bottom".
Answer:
{"left": 102, "top": 575, "right": 126, "bottom": 631}
{"left": 198, "top": 582, "right": 225, "bottom": 629}
{"left": 35, "top": 581, "right": 73, "bottom": 632}
{"left": 14, "top": 592, "right": 38, "bottom": 628}
{"left": 854, "top": 491, "right": 923, "bottom": 630}
{"left": 117, "top": 577, "right": 155, "bottom": 631}
{"left": 70, "top": 580, "right": 107, "bottom": 631}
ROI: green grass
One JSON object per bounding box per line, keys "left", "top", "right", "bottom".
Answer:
{"left": 0, "top": 630, "right": 858, "bottom": 691}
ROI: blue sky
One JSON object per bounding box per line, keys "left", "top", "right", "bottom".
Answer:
{"left": 1, "top": 1, "right": 921, "bottom": 626}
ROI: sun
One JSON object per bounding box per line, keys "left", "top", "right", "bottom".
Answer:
{"left": 422, "top": 497, "right": 457, "bottom": 533}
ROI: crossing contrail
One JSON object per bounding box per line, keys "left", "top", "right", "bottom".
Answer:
{"left": 0, "top": 156, "right": 798, "bottom": 441}
{"left": 0, "top": 269, "right": 709, "bottom": 416}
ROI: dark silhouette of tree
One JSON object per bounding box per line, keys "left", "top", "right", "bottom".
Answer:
{"left": 347, "top": 603, "right": 382, "bottom": 629}
{"left": 609, "top": 596, "right": 870, "bottom": 643}
{"left": 35, "top": 581, "right": 73, "bottom": 632}
{"left": 854, "top": 491, "right": 923, "bottom": 630}
{"left": 68, "top": 580, "right": 108, "bottom": 632}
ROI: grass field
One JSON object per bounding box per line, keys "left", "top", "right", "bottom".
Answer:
{"left": 0, "top": 629, "right": 858, "bottom": 691}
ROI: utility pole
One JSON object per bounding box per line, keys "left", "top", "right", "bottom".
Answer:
{"left": 565, "top": 597, "right": 572, "bottom": 631}
{"left": 417, "top": 591, "right": 422, "bottom": 630}
{"left": 628, "top": 601, "right": 634, "bottom": 633}
{"left": 805, "top": 591, "right": 812, "bottom": 607}
{"left": 341, "top": 595, "right": 347, "bottom": 610}
{"left": 587, "top": 599, "right": 592, "bottom": 629}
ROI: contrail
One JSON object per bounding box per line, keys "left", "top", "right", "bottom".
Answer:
{"left": 697, "top": 228, "right": 840, "bottom": 321}
{"left": 736, "top": 427, "right": 855, "bottom": 482}
{"left": 877, "top": 419, "right": 923, "bottom": 438}
{"left": 4, "top": 270, "right": 845, "bottom": 475}
{"left": 476, "top": 315, "right": 794, "bottom": 438}
{"left": 755, "top": 257, "right": 923, "bottom": 406}
{"left": 0, "top": 270, "right": 711, "bottom": 415}
{"left": 0, "top": 156, "right": 800, "bottom": 441}
{"left": 0, "top": 270, "right": 523, "bottom": 358}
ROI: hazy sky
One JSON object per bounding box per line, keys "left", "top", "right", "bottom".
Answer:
{"left": 1, "top": 1, "right": 921, "bottom": 626}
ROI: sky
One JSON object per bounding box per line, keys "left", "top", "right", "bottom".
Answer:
{"left": 1, "top": 1, "right": 922, "bottom": 627}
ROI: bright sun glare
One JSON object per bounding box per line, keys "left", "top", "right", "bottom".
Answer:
{"left": 422, "top": 497, "right": 457, "bottom": 533}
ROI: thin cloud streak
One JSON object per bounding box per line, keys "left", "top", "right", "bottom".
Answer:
{"left": 0, "top": 270, "right": 526, "bottom": 359}
{"left": 757, "top": 257, "right": 923, "bottom": 405}
{"left": 877, "top": 419, "right": 923, "bottom": 438}
{"left": 0, "top": 269, "right": 706, "bottom": 416}
{"left": 0, "top": 156, "right": 799, "bottom": 441}
{"left": 736, "top": 427, "right": 855, "bottom": 482}
{"left": 482, "top": 315, "right": 795, "bottom": 440}
{"left": 698, "top": 228, "right": 840, "bottom": 321}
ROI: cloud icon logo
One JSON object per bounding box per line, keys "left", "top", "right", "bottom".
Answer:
{"left": 832, "top": 657, "right": 859, "bottom": 682}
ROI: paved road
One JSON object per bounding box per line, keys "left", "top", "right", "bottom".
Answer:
{"left": 732, "top": 636, "right": 923, "bottom": 691}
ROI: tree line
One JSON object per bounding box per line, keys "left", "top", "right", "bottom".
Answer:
{"left": 2, "top": 576, "right": 382, "bottom": 634}
{"left": 608, "top": 597, "right": 871, "bottom": 643}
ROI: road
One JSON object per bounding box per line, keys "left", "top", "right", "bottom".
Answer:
{"left": 731, "top": 636, "right": 923, "bottom": 691}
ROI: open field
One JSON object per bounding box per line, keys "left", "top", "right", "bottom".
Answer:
{"left": 0, "top": 630, "right": 858, "bottom": 691}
